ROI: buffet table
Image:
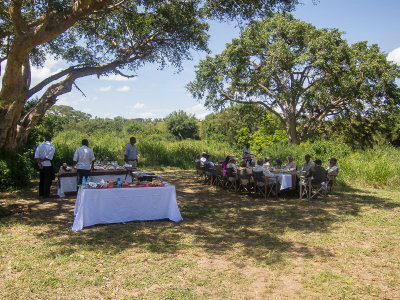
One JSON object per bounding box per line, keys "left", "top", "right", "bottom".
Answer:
{"left": 72, "top": 185, "right": 183, "bottom": 232}
{"left": 57, "top": 168, "right": 133, "bottom": 197}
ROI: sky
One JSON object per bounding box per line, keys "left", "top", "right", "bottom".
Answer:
{"left": 2, "top": 0, "right": 400, "bottom": 120}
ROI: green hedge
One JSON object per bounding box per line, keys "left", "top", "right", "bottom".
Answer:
{"left": 0, "top": 149, "right": 33, "bottom": 191}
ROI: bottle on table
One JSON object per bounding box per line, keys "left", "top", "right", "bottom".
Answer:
{"left": 82, "top": 176, "right": 86, "bottom": 188}
{"left": 117, "top": 177, "right": 121, "bottom": 188}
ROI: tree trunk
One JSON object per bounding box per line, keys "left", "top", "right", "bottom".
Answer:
{"left": 287, "top": 115, "right": 299, "bottom": 144}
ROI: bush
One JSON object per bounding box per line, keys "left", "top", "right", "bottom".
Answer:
{"left": 0, "top": 149, "right": 33, "bottom": 191}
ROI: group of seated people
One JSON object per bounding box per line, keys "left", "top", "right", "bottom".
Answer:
{"left": 195, "top": 152, "right": 339, "bottom": 195}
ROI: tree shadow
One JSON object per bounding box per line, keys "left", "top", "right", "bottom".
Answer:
{"left": 1, "top": 171, "right": 399, "bottom": 266}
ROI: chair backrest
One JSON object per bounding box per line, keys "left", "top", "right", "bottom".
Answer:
{"left": 252, "top": 171, "right": 264, "bottom": 183}
{"left": 226, "top": 167, "right": 235, "bottom": 178}
{"left": 215, "top": 164, "right": 222, "bottom": 176}
{"left": 204, "top": 163, "right": 211, "bottom": 172}
{"left": 238, "top": 168, "right": 246, "bottom": 179}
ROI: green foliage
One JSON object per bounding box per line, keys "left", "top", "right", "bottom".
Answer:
{"left": 0, "top": 149, "right": 32, "bottom": 191}
{"left": 188, "top": 12, "right": 400, "bottom": 144}
{"left": 165, "top": 110, "right": 199, "bottom": 140}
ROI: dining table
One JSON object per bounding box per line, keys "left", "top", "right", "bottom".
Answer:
{"left": 72, "top": 184, "right": 183, "bottom": 232}
{"left": 57, "top": 167, "right": 133, "bottom": 197}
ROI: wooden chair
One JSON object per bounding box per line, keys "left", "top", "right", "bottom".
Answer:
{"left": 214, "top": 164, "right": 225, "bottom": 187}
{"left": 204, "top": 163, "right": 216, "bottom": 185}
{"left": 226, "top": 167, "right": 238, "bottom": 191}
{"left": 300, "top": 177, "right": 327, "bottom": 200}
{"left": 238, "top": 168, "right": 252, "bottom": 194}
{"left": 326, "top": 174, "right": 338, "bottom": 194}
{"left": 253, "top": 171, "right": 279, "bottom": 199}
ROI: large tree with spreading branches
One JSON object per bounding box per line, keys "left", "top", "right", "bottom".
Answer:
{"left": 0, "top": 0, "right": 298, "bottom": 150}
{"left": 188, "top": 13, "right": 400, "bottom": 144}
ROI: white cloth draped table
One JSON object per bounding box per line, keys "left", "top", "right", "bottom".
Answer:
{"left": 57, "top": 168, "right": 132, "bottom": 197}
{"left": 72, "top": 185, "right": 182, "bottom": 232}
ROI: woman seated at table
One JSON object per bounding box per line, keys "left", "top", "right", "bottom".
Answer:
{"left": 283, "top": 154, "right": 297, "bottom": 172}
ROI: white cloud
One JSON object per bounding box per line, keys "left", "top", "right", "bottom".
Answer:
{"left": 184, "top": 103, "right": 211, "bottom": 120}
{"left": 139, "top": 112, "right": 157, "bottom": 119}
{"left": 133, "top": 103, "right": 145, "bottom": 109}
{"left": 116, "top": 86, "right": 131, "bottom": 92}
{"left": 100, "top": 74, "right": 137, "bottom": 82}
{"left": 99, "top": 86, "right": 112, "bottom": 92}
{"left": 388, "top": 47, "right": 400, "bottom": 65}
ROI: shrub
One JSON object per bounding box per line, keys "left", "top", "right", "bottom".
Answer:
{"left": 0, "top": 149, "right": 32, "bottom": 191}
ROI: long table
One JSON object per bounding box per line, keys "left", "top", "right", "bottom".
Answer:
{"left": 72, "top": 185, "right": 183, "bottom": 232}
{"left": 57, "top": 168, "right": 132, "bottom": 197}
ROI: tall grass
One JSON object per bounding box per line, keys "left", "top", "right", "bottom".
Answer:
{"left": 51, "top": 131, "right": 400, "bottom": 189}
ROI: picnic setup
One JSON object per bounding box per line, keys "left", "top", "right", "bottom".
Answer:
{"left": 196, "top": 153, "right": 338, "bottom": 201}
{"left": 2, "top": 0, "right": 400, "bottom": 298}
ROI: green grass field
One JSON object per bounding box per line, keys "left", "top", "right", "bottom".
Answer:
{"left": 1, "top": 171, "right": 399, "bottom": 299}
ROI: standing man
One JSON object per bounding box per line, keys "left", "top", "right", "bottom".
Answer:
{"left": 34, "top": 135, "right": 56, "bottom": 198}
{"left": 73, "top": 139, "right": 95, "bottom": 186}
{"left": 242, "top": 143, "right": 250, "bottom": 159}
{"left": 124, "top": 137, "right": 138, "bottom": 168}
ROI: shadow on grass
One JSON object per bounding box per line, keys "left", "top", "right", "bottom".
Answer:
{"left": 1, "top": 171, "right": 399, "bottom": 266}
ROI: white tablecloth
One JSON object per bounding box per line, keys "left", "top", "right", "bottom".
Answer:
{"left": 58, "top": 174, "right": 132, "bottom": 197}
{"left": 72, "top": 185, "right": 182, "bottom": 231}
{"left": 275, "top": 174, "right": 293, "bottom": 190}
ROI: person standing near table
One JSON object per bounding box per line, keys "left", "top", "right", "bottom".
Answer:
{"left": 124, "top": 137, "right": 138, "bottom": 168}
{"left": 73, "top": 139, "right": 95, "bottom": 186}
{"left": 34, "top": 135, "right": 56, "bottom": 198}
{"left": 242, "top": 143, "right": 250, "bottom": 159}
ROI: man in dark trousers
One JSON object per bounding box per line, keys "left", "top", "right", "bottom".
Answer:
{"left": 73, "top": 139, "right": 95, "bottom": 186}
{"left": 34, "top": 136, "right": 56, "bottom": 198}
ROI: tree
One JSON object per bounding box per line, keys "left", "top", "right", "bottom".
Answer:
{"left": 165, "top": 110, "right": 198, "bottom": 139}
{"left": 0, "top": 0, "right": 298, "bottom": 150}
{"left": 188, "top": 13, "right": 400, "bottom": 144}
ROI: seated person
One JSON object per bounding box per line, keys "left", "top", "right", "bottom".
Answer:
{"left": 221, "top": 156, "right": 230, "bottom": 176}
{"left": 327, "top": 157, "right": 339, "bottom": 177}
{"left": 273, "top": 158, "right": 282, "bottom": 169}
{"left": 283, "top": 154, "right": 297, "bottom": 172}
{"left": 203, "top": 155, "right": 215, "bottom": 176}
{"left": 304, "top": 159, "right": 327, "bottom": 186}
{"left": 244, "top": 153, "right": 255, "bottom": 167}
{"left": 263, "top": 156, "right": 271, "bottom": 168}
{"left": 253, "top": 159, "right": 276, "bottom": 181}
{"left": 200, "top": 152, "right": 207, "bottom": 165}
{"left": 226, "top": 156, "right": 238, "bottom": 182}
{"left": 239, "top": 159, "right": 247, "bottom": 168}
{"left": 301, "top": 154, "right": 315, "bottom": 173}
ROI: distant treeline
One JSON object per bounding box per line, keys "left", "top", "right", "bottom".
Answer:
{"left": 1, "top": 104, "right": 400, "bottom": 191}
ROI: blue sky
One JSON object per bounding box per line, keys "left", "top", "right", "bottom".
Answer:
{"left": 2, "top": 0, "right": 400, "bottom": 120}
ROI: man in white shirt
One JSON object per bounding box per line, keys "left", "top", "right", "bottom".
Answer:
{"left": 124, "top": 137, "right": 138, "bottom": 168}
{"left": 73, "top": 139, "right": 95, "bottom": 186}
{"left": 34, "top": 136, "right": 55, "bottom": 198}
{"left": 301, "top": 154, "right": 315, "bottom": 172}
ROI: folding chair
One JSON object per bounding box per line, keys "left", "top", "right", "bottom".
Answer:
{"left": 326, "top": 174, "right": 337, "bottom": 194}
{"left": 301, "top": 177, "right": 327, "bottom": 200}
{"left": 195, "top": 161, "right": 205, "bottom": 182}
{"left": 226, "top": 167, "right": 238, "bottom": 191}
{"left": 214, "top": 164, "right": 224, "bottom": 187}
{"left": 204, "top": 164, "right": 216, "bottom": 185}
{"left": 238, "top": 168, "right": 252, "bottom": 194}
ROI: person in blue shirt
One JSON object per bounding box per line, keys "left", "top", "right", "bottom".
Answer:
{"left": 204, "top": 155, "right": 215, "bottom": 176}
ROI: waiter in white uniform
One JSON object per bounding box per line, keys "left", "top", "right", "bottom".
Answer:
{"left": 34, "top": 136, "right": 56, "bottom": 198}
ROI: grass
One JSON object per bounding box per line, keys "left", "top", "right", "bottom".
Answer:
{"left": 1, "top": 171, "right": 400, "bottom": 299}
